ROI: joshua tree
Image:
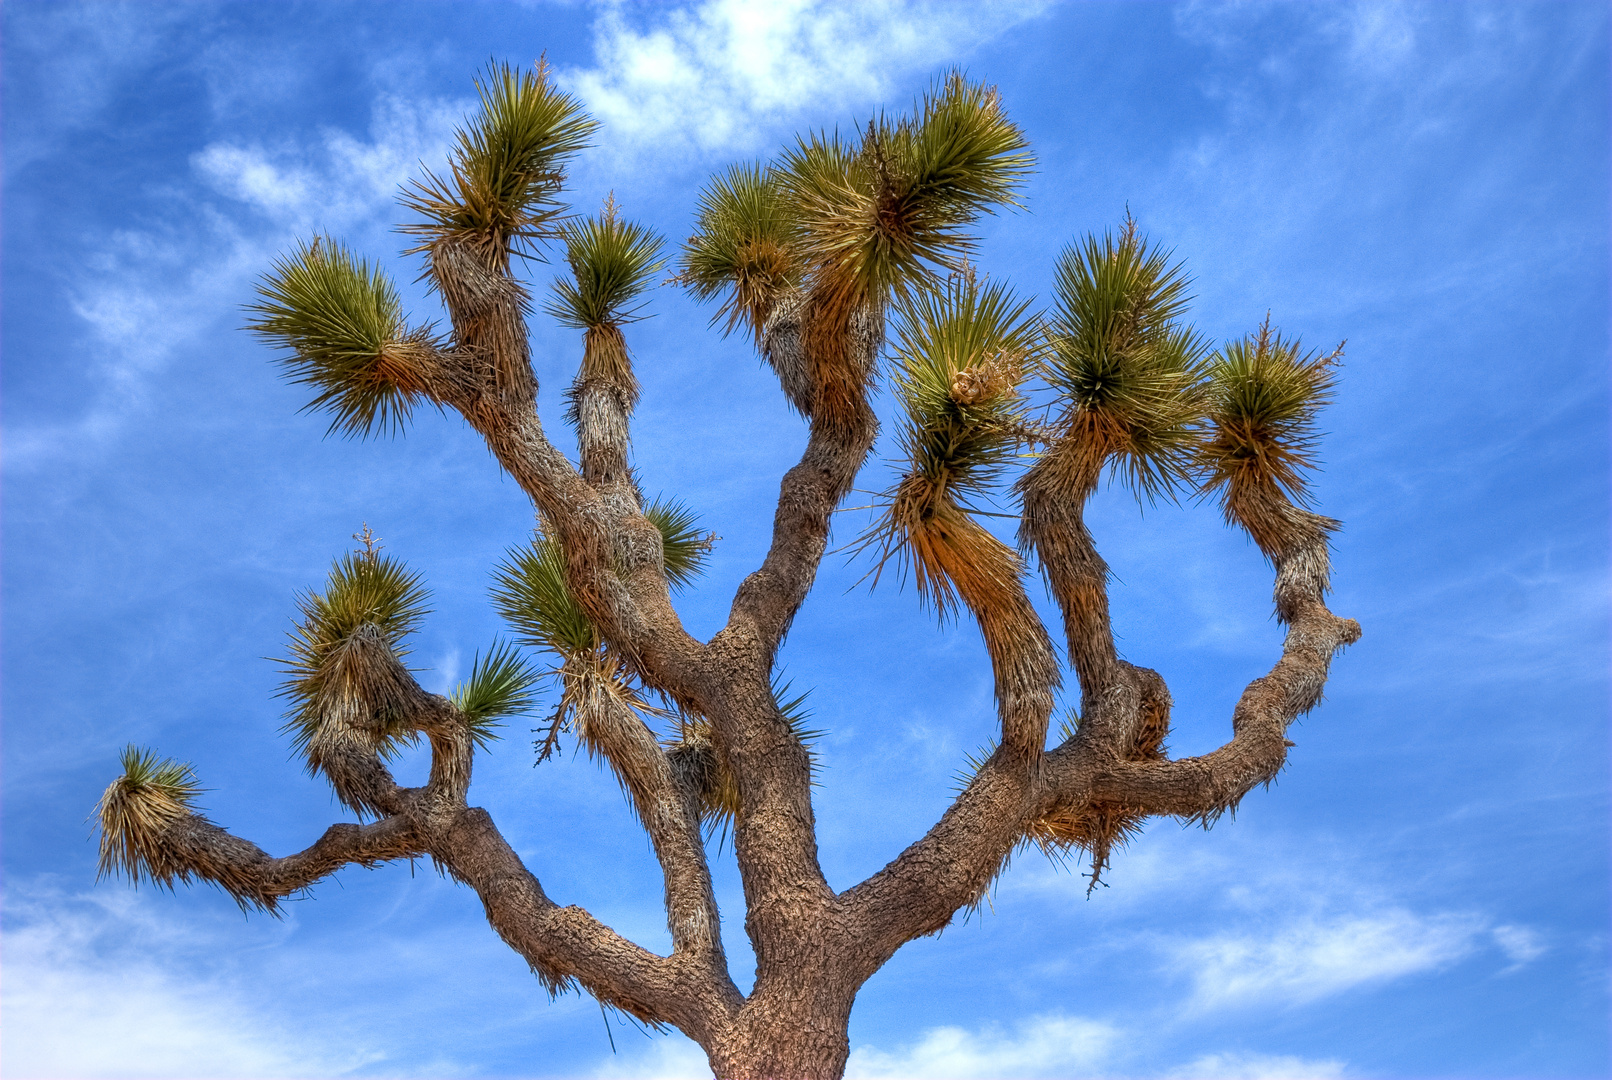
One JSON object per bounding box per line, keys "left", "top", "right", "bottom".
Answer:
{"left": 95, "top": 63, "right": 1360, "bottom": 1079}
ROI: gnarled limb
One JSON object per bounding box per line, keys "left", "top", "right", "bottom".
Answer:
{"left": 128, "top": 812, "right": 422, "bottom": 913}
{"left": 839, "top": 745, "right": 1042, "bottom": 982}
{"left": 721, "top": 294, "right": 883, "bottom": 657}
{"left": 430, "top": 806, "right": 741, "bottom": 1040}
{"left": 1018, "top": 448, "right": 1125, "bottom": 703}
{"left": 1053, "top": 525, "right": 1362, "bottom": 820}
{"left": 703, "top": 296, "right": 883, "bottom": 988}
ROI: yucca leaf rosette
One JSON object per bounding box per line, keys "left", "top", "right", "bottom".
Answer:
{"left": 1199, "top": 319, "right": 1342, "bottom": 557}
{"left": 784, "top": 75, "right": 1033, "bottom": 309}
{"left": 278, "top": 547, "right": 430, "bottom": 811}
{"left": 246, "top": 239, "right": 437, "bottom": 438}
{"left": 492, "top": 502, "right": 711, "bottom": 770}
{"left": 869, "top": 272, "right": 1039, "bottom": 619}
{"left": 679, "top": 164, "right": 803, "bottom": 342}
{"left": 402, "top": 60, "right": 596, "bottom": 264}
{"left": 643, "top": 496, "right": 714, "bottom": 593}
{"left": 547, "top": 200, "right": 666, "bottom": 410}
{"left": 96, "top": 746, "right": 204, "bottom": 885}
{"left": 1039, "top": 219, "right": 1208, "bottom": 503}
{"left": 450, "top": 640, "right": 544, "bottom": 751}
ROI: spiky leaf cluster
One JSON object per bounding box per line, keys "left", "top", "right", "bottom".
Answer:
{"left": 679, "top": 164, "right": 803, "bottom": 340}
{"left": 96, "top": 746, "right": 203, "bottom": 884}
{"left": 490, "top": 533, "right": 661, "bottom": 769}
{"left": 782, "top": 74, "right": 1033, "bottom": 305}
{"left": 866, "top": 274, "right": 1038, "bottom": 614}
{"left": 493, "top": 499, "right": 712, "bottom": 656}
{"left": 546, "top": 203, "right": 667, "bottom": 331}
{"left": 643, "top": 496, "right": 713, "bottom": 592}
{"left": 402, "top": 61, "right": 596, "bottom": 261}
{"left": 491, "top": 531, "right": 597, "bottom": 659}
{"left": 246, "top": 239, "right": 432, "bottom": 438}
{"left": 451, "top": 640, "right": 544, "bottom": 750}
{"left": 1044, "top": 222, "right": 1207, "bottom": 500}
{"left": 891, "top": 274, "right": 1039, "bottom": 504}
{"left": 1200, "top": 321, "right": 1339, "bottom": 536}
{"left": 279, "top": 552, "right": 431, "bottom": 757}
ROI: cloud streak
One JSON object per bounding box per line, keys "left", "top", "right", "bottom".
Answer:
{"left": 6, "top": 94, "right": 461, "bottom": 474}
{"left": 1166, "top": 908, "right": 1485, "bottom": 1011}
{"left": 847, "top": 1012, "right": 1119, "bottom": 1078}
{"left": 0, "top": 888, "right": 377, "bottom": 1079}
{"left": 559, "top": 0, "right": 1051, "bottom": 159}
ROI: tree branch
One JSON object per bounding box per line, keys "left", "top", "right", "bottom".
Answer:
{"left": 837, "top": 746, "right": 1040, "bottom": 981}
{"left": 136, "top": 812, "right": 421, "bottom": 913}
{"left": 700, "top": 295, "right": 883, "bottom": 985}
{"left": 721, "top": 294, "right": 882, "bottom": 655}
{"left": 1042, "top": 516, "right": 1361, "bottom": 823}
{"left": 412, "top": 258, "right": 709, "bottom": 706}
{"left": 432, "top": 806, "right": 742, "bottom": 1041}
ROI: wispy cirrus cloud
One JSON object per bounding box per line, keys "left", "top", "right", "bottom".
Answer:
{"left": 1165, "top": 1051, "right": 1348, "bottom": 1079}
{"left": 191, "top": 94, "right": 463, "bottom": 230}
{"left": 1166, "top": 907, "right": 1486, "bottom": 1012}
{"left": 558, "top": 0, "right": 1052, "bottom": 159}
{"left": 8, "top": 95, "right": 460, "bottom": 474}
{"left": 0, "top": 888, "right": 382, "bottom": 1079}
{"left": 846, "top": 1012, "right": 1119, "bottom": 1079}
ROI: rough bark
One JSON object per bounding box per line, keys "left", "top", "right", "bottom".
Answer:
{"left": 118, "top": 219, "right": 1360, "bottom": 1080}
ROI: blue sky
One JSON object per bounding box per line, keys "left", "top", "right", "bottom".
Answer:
{"left": 2, "top": 2, "right": 1607, "bottom": 1078}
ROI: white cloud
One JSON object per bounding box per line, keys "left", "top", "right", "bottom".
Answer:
{"left": 0, "top": 889, "right": 379, "bottom": 1079}
{"left": 559, "top": 0, "right": 1051, "bottom": 158}
{"left": 1491, "top": 924, "right": 1547, "bottom": 969}
{"left": 1167, "top": 908, "right": 1484, "bottom": 1011}
{"left": 593, "top": 1032, "right": 712, "bottom": 1078}
{"left": 192, "top": 94, "right": 463, "bottom": 229}
{"left": 7, "top": 94, "right": 460, "bottom": 473}
{"left": 1166, "top": 1051, "right": 1348, "bottom": 1079}
{"left": 846, "top": 1012, "right": 1119, "bottom": 1079}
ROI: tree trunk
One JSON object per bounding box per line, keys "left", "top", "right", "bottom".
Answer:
{"left": 706, "top": 989, "right": 854, "bottom": 1080}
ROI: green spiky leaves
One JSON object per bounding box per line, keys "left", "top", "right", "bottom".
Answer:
{"left": 867, "top": 272, "right": 1039, "bottom": 618}
{"left": 1200, "top": 319, "right": 1341, "bottom": 552}
{"left": 1043, "top": 220, "right": 1207, "bottom": 502}
{"left": 96, "top": 746, "right": 203, "bottom": 884}
{"left": 402, "top": 61, "right": 596, "bottom": 261}
{"left": 891, "top": 273, "right": 1039, "bottom": 506}
{"left": 547, "top": 200, "right": 667, "bottom": 331}
{"left": 247, "top": 239, "right": 436, "bottom": 438}
{"left": 279, "top": 550, "right": 431, "bottom": 762}
{"left": 785, "top": 74, "right": 1032, "bottom": 307}
{"left": 644, "top": 496, "right": 713, "bottom": 593}
{"left": 679, "top": 163, "right": 803, "bottom": 340}
{"left": 677, "top": 74, "right": 1033, "bottom": 345}
{"left": 492, "top": 501, "right": 712, "bottom": 661}
{"left": 491, "top": 532, "right": 596, "bottom": 658}
{"left": 451, "top": 641, "right": 544, "bottom": 750}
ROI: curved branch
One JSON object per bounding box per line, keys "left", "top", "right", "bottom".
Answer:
{"left": 409, "top": 259, "right": 709, "bottom": 704}
{"left": 705, "top": 295, "right": 883, "bottom": 986}
{"left": 1079, "top": 598, "right": 1360, "bottom": 819}
{"left": 137, "top": 812, "right": 422, "bottom": 913}
{"left": 721, "top": 294, "right": 882, "bottom": 655}
{"left": 1043, "top": 516, "right": 1362, "bottom": 822}
{"left": 838, "top": 747, "right": 1039, "bottom": 982}
{"left": 432, "top": 806, "right": 742, "bottom": 1042}
{"left": 572, "top": 674, "right": 730, "bottom": 965}
{"left": 1018, "top": 447, "right": 1123, "bottom": 701}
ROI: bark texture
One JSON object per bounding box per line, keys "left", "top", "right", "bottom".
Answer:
{"left": 118, "top": 225, "right": 1358, "bottom": 1079}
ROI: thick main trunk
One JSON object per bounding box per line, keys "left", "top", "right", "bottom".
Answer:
{"left": 705, "top": 990, "right": 854, "bottom": 1080}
